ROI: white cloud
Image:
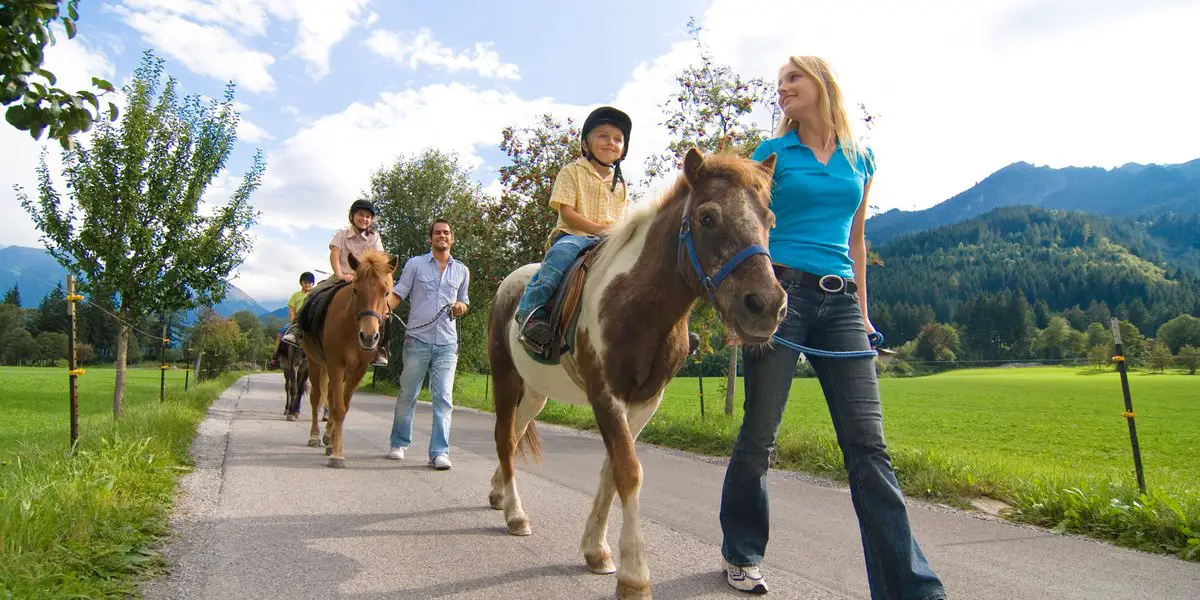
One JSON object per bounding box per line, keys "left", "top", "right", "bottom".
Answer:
{"left": 121, "top": 0, "right": 269, "bottom": 34}
{"left": 238, "top": 119, "right": 273, "bottom": 143}
{"left": 612, "top": 0, "right": 1200, "bottom": 213}
{"left": 117, "top": 0, "right": 373, "bottom": 86}
{"left": 115, "top": 7, "right": 276, "bottom": 93}
{"left": 260, "top": 0, "right": 374, "bottom": 80}
{"left": 365, "top": 28, "right": 520, "bottom": 80}
{"left": 228, "top": 233, "right": 330, "bottom": 303}
{"left": 250, "top": 82, "right": 575, "bottom": 231}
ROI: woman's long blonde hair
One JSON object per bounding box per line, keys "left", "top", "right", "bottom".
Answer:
{"left": 774, "top": 55, "right": 873, "bottom": 176}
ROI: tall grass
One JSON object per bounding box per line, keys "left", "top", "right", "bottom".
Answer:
{"left": 0, "top": 368, "right": 243, "bottom": 598}
{"left": 365, "top": 367, "right": 1200, "bottom": 561}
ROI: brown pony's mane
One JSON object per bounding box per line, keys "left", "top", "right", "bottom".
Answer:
{"left": 591, "top": 152, "right": 772, "bottom": 276}
{"left": 352, "top": 250, "right": 394, "bottom": 280}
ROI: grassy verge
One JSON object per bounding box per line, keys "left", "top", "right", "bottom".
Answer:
{"left": 0, "top": 367, "right": 246, "bottom": 598}
{"left": 365, "top": 366, "right": 1199, "bottom": 561}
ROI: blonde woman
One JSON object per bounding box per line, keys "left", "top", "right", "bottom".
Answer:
{"left": 718, "top": 56, "right": 946, "bottom": 600}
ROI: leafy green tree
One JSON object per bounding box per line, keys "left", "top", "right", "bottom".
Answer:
{"left": 2, "top": 284, "right": 19, "bottom": 306}
{"left": 1176, "top": 345, "right": 1199, "bottom": 375}
{"left": 367, "top": 148, "right": 472, "bottom": 264}
{"left": 34, "top": 330, "right": 67, "bottom": 364}
{"left": 1156, "top": 314, "right": 1200, "bottom": 354}
{"left": 35, "top": 281, "right": 67, "bottom": 333}
{"left": 497, "top": 114, "right": 580, "bottom": 266}
{"left": 18, "top": 51, "right": 263, "bottom": 416}
{"left": 1, "top": 0, "right": 118, "bottom": 147}
{"left": 1148, "top": 342, "right": 1173, "bottom": 373}
{"left": 643, "top": 17, "right": 772, "bottom": 180}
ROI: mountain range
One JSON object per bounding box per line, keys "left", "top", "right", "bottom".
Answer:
{"left": 865, "top": 159, "right": 1200, "bottom": 245}
{"left": 0, "top": 245, "right": 269, "bottom": 321}
{"left": 4, "top": 157, "right": 1198, "bottom": 336}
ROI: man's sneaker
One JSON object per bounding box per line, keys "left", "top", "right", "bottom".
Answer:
{"left": 371, "top": 346, "right": 389, "bottom": 367}
{"left": 430, "top": 455, "right": 452, "bottom": 470}
{"left": 386, "top": 447, "right": 405, "bottom": 460}
{"left": 724, "top": 561, "right": 768, "bottom": 594}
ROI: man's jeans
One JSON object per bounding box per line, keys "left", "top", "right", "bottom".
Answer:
{"left": 720, "top": 282, "right": 946, "bottom": 600}
{"left": 389, "top": 337, "right": 458, "bottom": 460}
{"left": 515, "top": 234, "right": 599, "bottom": 322}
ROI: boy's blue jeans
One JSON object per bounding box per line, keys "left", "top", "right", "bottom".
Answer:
{"left": 515, "top": 234, "right": 599, "bottom": 322}
{"left": 720, "top": 282, "right": 945, "bottom": 600}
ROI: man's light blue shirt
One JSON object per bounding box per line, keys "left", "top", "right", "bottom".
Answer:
{"left": 392, "top": 253, "right": 470, "bottom": 345}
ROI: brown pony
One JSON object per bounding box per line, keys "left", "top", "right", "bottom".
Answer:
{"left": 280, "top": 341, "right": 309, "bottom": 421}
{"left": 301, "top": 250, "right": 398, "bottom": 467}
{"left": 486, "top": 148, "right": 786, "bottom": 599}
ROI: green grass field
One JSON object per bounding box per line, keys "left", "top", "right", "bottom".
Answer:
{"left": 369, "top": 365, "right": 1200, "bottom": 560}
{"left": 0, "top": 366, "right": 242, "bottom": 598}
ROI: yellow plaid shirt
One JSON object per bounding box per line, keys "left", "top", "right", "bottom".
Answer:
{"left": 547, "top": 158, "right": 628, "bottom": 245}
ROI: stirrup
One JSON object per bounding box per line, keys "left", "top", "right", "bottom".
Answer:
{"left": 515, "top": 310, "right": 552, "bottom": 356}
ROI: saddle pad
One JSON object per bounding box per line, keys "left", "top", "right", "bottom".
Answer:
{"left": 297, "top": 279, "right": 350, "bottom": 338}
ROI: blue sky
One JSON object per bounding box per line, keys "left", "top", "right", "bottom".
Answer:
{"left": 2, "top": 0, "right": 1198, "bottom": 308}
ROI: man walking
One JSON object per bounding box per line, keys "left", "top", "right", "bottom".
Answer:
{"left": 386, "top": 219, "right": 470, "bottom": 470}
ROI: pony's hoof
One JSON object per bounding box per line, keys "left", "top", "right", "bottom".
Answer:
{"left": 307, "top": 439, "right": 321, "bottom": 447}
{"left": 584, "top": 550, "right": 616, "bottom": 574}
{"left": 325, "top": 446, "right": 333, "bottom": 456}
{"left": 616, "top": 579, "right": 652, "bottom": 600}
{"left": 488, "top": 492, "right": 504, "bottom": 510}
{"left": 286, "top": 413, "right": 297, "bottom": 422}
{"left": 328, "top": 457, "right": 345, "bottom": 468}
{"left": 506, "top": 517, "right": 532, "bottom": 536}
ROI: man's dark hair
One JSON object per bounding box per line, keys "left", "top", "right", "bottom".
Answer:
{"left": 429, "top": 218, "right": 453, "bottom": 238}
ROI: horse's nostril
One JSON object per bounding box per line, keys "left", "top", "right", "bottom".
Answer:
{"left": 744, "top": 292, "right": 766, "bottom": 315}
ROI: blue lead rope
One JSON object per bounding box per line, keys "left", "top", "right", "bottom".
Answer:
{"left": 769, "top": 331, "right": 885, "bottom": 360}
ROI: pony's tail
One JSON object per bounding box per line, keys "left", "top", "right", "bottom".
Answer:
{"left": 516, "top": 417, "right": 542, "bottom": 465}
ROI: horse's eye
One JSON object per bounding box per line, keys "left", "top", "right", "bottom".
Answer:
{"left": 700, "top": 214, "right": 715, "bottom": 228}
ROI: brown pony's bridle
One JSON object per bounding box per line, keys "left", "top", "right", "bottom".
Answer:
{"left": 351, "top": 286, "right": 386, "bottom": 325}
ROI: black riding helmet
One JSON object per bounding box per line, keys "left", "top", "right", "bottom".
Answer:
{"left": 581, "top": 106, "right": 632, "bottom": 191}
{"left": 348, "top": 199, "right": 375, "bottom": 222}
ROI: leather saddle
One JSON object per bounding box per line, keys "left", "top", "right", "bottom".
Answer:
{"left": 520, "top": 243, "right": 603, "bottom": 365}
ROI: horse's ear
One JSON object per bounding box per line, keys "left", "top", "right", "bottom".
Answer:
{"left": 347, "top": 252, "right": 359, "bottom": 272}
{"left": 387, "top": 255, "right": 400, "bottom": 274}
{"left": 683, "top": 147, "right": 704, "bottom": 184}
{"left": 759, "top": 152, "right": 778, "bottom": 175}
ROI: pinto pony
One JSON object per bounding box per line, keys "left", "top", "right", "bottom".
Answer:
{"left": 486, "top": 148, "right": 786, "bottom": 599}
{"left": 301, "top": 250, "right": 398, "bottom": 467}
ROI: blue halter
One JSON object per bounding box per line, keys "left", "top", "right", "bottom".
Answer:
{"left": 678, "top": 203, "right": 771, "bottom": 304}
{"left": 677, "top": 199, "right": 881, "bottom": 360}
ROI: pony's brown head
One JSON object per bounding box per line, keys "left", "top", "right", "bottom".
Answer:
{"left": 346, "top": 250, "right": 400, "bottom": 351}
{"left": 679, "top": 147, "right": 786, "bottom": 344}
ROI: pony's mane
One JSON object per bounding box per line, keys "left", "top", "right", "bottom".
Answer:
{"left": 353, "top": 250, "right": 395, "bottom": 280}
{"left": 590, "top": 153, "right": 771, "bottom": 276}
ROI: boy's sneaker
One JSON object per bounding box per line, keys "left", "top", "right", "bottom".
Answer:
{"left": 724, "top": 561, "right": 768, "bottom": 594}
{"left": 282, "top": 331, "right": 299, "bottom": 347}
{"left": 430, "top": 455, "right": 452, "bottom": 470}
{"left": 517, "top": 311, "right": 554, "bottom": 352}
{"left": 386, "top": 447, "right": 405, "bottom": 460}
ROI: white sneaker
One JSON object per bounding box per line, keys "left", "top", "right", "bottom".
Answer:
{"left": 724, "top": 561, "right": 768, "bottom": 594}
{"left": 282, "top": 332, "right": 299, "bottom": 346}
{"left": 386, "top": 447, "right": 405, "bottom": 460}
{"left": 430, "top": 455, "right": 452, "bottom": 470}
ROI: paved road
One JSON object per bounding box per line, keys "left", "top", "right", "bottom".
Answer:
{"left": 143, "top": 374, "right": 1200, "bottom": 599}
